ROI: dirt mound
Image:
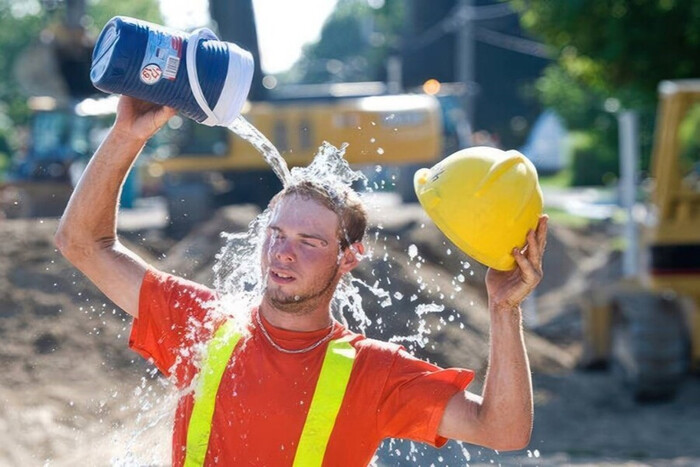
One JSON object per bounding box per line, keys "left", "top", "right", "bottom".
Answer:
{"left": 0, "top": 218, "right": 168, "bottom": 465}
{"left": 154, "top": 203, "right": 577, "bottom": 379}
{"left": 157, "top": 204, "right": 262, "bottom": 284}
{"left": 6, "top": 204, "right": 684, "bottom": 466}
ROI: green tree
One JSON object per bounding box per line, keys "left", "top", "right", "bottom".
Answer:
{"left": 0, "top": 0, "right": 161, "bottom": 121}
{"left": 0, "top": 2, "right": 44, "bottom": 123}
{"left": 511, "top": 0, "right": 700, "bottom": 185}
{"left": 512, "top": 0, "right": 700, "bottom": 108}
{"left": 281, "top": 0, "right": 405, "bottom": 84}
{"left": 0, "top": 0, "right": 160, "bottom": 167}
{"left": 85, "top": 0, "right": 161, "bottom": 35}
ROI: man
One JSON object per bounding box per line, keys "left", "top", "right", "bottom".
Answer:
{"left": 55, "top": 96, "right": 548, "bottom": 466}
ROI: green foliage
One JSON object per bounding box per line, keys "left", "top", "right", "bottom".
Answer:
{"left": 569, "top": 130, "right": 619, "bottom": 186}
{"left": 0, "top": 153, "right": 8, "bottom": 180}
{"left": 282, "top": 0, "right": 404, "bottom": 84}
{"left": 539, "top": 166, "right": 573, "bottom": 188}
{"left": 0, "top": 0, "right": 161, "bottom": 146}
{"left": 85, "top": 0, "right": 161, "bottom": 34}
{"left": 535, "top": 65, "right": 606, "bottom": 131}
{"left": 509, "top": 0, "right": 699, "bottom": 185}
{"left": 512, "top": 0, "right": 700, "bottom": 108}
{"left": 0, "top": 3, "right": 44, "bottom": 121}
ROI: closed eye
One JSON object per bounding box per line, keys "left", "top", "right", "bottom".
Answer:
{"left": 300, "top": 235, "right": 328, "bottom": 248}
{"left": 269, "top": 225, "right": 328, "bottom": 247}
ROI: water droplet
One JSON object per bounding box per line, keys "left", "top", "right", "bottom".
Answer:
{"left": 377, "top": 147, "right": 384, "bottom": 155}
{"left": 407, "top": 244, "right": 418, "bottom": 260}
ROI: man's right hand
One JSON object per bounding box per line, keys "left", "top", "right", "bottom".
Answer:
{"left": 113, "top": 95, "right": 178, "bottom": 142}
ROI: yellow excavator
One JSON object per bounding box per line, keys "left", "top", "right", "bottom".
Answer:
{"left": 0, "top": 82, "right": 457, "bottom": 230}
{"left": 149, "top": 86, "right": 449, "bottom": 235}
{"left": 582, "top": 80, "right": 700, "bottom": 401}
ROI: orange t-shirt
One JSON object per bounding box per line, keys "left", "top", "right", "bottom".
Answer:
{"left": 130, "top": 268, "right": 473, "bottom": 466}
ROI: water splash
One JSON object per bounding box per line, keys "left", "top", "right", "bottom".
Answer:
{"left": 218, "top": 118, "right": 377, "bottom": 330}
{"left": 209, "top": 138, "right": 376, "bottom": 333}
{"left": 120, "top": 118, "right": 479, "bottom": 465}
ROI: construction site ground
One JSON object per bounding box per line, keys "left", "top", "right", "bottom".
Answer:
{"left": 2, "top": 196, "right": 699, "bottom": 466}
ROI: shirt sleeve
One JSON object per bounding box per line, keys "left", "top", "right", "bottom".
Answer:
{"left": 129, "top": 268, "right": 219, "bottom": 388}
{"left": 377, "top": 348, "right": 474, "bottom": 448}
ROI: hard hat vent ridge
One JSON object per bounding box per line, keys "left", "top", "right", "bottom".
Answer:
{"left": 414, "top": 146, "right": 543, "bottom": 271}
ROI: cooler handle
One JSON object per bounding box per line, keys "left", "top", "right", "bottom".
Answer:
{"left": 186, "top": 28, "right": 220, "bottom": 126}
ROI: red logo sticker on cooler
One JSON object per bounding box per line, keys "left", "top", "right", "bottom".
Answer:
{"left": 140, "top": 63, "right": 162, "bottom": 85}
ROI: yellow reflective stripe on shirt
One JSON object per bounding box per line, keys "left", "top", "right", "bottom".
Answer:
{"left": 293, "top": 337, "right": 356, "bottom": 467}
{"left": 184, "top": 324, "right": 356, "bottom": 467}
{"left": 184, "top": 320, "right": 241, "bottom": 467}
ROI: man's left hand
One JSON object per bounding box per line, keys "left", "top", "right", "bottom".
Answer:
{"left": 485, "top": 215, "right": 548, "bottom": 312}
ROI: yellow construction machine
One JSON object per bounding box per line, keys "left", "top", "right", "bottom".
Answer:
{"left": 148, "top": 85, "right": 451, "bottom": 235}
{"left": 582, "top": 80, "right": 700, "bottom": 400}
{"left": 1, "top": 84, "right": 457, "bottom": 233}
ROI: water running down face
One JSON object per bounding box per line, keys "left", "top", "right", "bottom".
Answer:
{"left": 261, "top": 194, "right": 358, "bottom": 315}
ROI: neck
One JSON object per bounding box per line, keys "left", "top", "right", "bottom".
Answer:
{"left": 259, "top": 297, "right": 334, "bottom": 332}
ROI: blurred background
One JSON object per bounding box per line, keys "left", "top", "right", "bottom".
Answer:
{"left": 1, "top": 0, "right": 700, "bottom": 465}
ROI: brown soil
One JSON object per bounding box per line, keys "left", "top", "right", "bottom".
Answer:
{"left": 1, "top": 205, "right": 698, "bottom": 466}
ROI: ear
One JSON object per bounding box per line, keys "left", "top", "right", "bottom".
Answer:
{"left": 339, "top": 242, "right": 365, "bottom": 274}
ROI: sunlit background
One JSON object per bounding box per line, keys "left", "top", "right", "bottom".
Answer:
{"left": 2, "top": 0, "right": 700, "bottom": 465}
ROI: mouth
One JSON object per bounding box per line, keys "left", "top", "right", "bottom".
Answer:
{"left": 269, "top": 268, "right": 296, "bottom": 284}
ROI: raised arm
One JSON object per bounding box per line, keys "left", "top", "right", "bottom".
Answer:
{"left": 437, "top": 215, "right": 548, "bottom": 451}
{"left": 54, "top": 96, "right": 176, "bottom": 318}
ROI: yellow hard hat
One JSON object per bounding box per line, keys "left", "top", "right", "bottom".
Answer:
{"left": 414, "top": 146, "right": 543, "bottom": 271}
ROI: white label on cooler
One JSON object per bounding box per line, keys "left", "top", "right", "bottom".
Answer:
{"left": 139, "top": 30, "right": 183, "bottom": 84}
{"left": 163, "top": 56, "right": 181, "bottom": 80}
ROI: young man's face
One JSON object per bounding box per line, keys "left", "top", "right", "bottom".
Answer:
{"left": 261, "top": 194, "right": 348, "bottom": 313}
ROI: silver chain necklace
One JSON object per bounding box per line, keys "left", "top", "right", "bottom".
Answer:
{"left": 255, "top": 311, "right": 336, "bottom": 354}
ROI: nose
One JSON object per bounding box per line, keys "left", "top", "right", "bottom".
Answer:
{"left": 272, "top": 238, "right": 295, "bottom": 262}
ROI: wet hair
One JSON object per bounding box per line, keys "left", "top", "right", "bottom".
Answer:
{"left": 268, "top": 181, "right": 368, "bottom": 250}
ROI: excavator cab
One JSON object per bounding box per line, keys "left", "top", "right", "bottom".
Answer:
{"left": 582, "top": 80, "right": 700, "bottom": 400}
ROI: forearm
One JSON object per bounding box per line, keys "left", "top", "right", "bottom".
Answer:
{"left": 55, "top": 128, "right": 146, "bottom": 254}
{"left": 478, "top": 304, "right": 533, "bottom": 449}
{"left": 440, "top": 218, "right": 546, "bottom": 450}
